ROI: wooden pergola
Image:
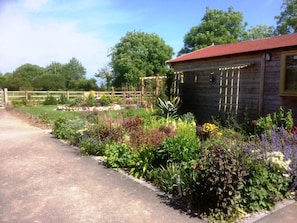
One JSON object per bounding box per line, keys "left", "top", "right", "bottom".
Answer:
{"left": 140, "top": 76, "right": 167, "bottom": 105}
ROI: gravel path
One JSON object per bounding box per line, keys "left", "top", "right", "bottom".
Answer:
{"left": 0, "top": 109, "right": 204, "bottom": 223}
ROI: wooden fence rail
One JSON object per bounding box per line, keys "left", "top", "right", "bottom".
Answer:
{"left": 0, "top": 89, "right": 155, "bottom": 106}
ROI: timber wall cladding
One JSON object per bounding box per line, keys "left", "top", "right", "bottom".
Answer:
{"left": 179, "top": 59, "right": 262, "bottom": 122}
{"left": 263, "top": 51, "right": 297, "bottom": 123}
{"left": 180, "top": 70, "right": 219, "bottom": 122}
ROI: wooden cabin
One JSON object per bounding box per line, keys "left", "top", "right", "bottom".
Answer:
{"left": 167, "top": 33, "right": 297, "bottom": 124}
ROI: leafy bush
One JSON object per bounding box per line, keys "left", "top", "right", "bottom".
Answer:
{"left": 129, "top": 148, "right": 156, "bottom": 179}
{"left": 255, "top": 107, "right": 294, "bottom": 135}
{"left": 155, "top": 135, "right": 200, "bottom": 169}
{"left": 59, "top": 94, "right": 68, "bottom": 104}
{"left": 154, "top": 162, "right": 183, "bottom": 196}
{"left": 43, "top": 96, "right": 58, "bottom": 105}
{"left": 85, "top": 91, "right": 98, "bottom": 106}
{"left": 78, "top": 134, "right": 105, "bottom": 156}
{"left": 52, "top": 117, "right": 85, "bottom": 144}
{"left": 193, "top": 139, "right": 247, "bottom": 222}
{"left": 98, "top": 94, "right": 113, "bottom": 106}
{"left": 239, "top": 156, "right": 291, "bottom": 212}
{"left": 104, "top": 143, "right": 136, "bottom": 168}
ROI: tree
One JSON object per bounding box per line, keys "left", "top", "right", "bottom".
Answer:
{"left": 275, "top": 0, "right": 297, "bottom": 34}
{"left": 69, "top": 78, "right": 99, "bottom": 91}
{"left": 62, "top": 57, "right": 86, "bottom": 89}
{"left": 95, "top": 65, "right": 113, "bottom": 90}
{"left": 13, "top": 63, "right": 45, "bottom": 82}
{"left": 32, "top": 74, "right": 66, "bottom": 90}
{"left": 179, "top": 7, "right": 247, "bottom": 55}
{"left": 110, "top": 31, "right": 174, "bottom": 87}
{"left": 46, "top": 62, "right": 64, "bottom": 75}
{"left": 245, "top": 25, "right": 275, "bottom": 40}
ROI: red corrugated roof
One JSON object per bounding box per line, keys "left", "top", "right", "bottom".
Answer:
{"left": 167, "top": 33, "right": 297, "bottom": 63}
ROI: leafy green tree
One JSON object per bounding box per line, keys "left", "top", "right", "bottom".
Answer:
{"left": 110, "top": 31, "right": 174, "bottom": 87}
{"left": 275, "top": 0, "right": 297, "bottom": 34}
{"left": 95, "top": 65, "right": 113, "bottom": 90}
{"left": 62, "top": 57, "right": 86, "bottom": 89}
{"left": 179, "top": 7, "right": 247, "bottom": 55}
{"left": 0, "top": 73, "right": 4, "bottom": 89}
{"left": 4, "top": 75, "right": 32, "bottom": 90}
{"left": 13, "top": 63, "right": 45, "bottom": 83}
{"left": 245, "top": 25, "right": 275, "bottom": 40}
{"left": 69, "top": 78, "right": 99, "bottom": 91}
{"left": 32, "top": 74, "right": 66, "bottom": 90}
{"left": 46, "top": 62, "right": 64, "bottom": 75}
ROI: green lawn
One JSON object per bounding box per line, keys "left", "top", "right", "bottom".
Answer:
{"left": 15, "top": 105, "right": 149, "bottom": 125}
{"left": 16, "top": 105, "right": 81, "bottom": 122}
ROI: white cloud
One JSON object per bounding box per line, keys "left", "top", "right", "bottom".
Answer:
{"left": 22, "top": 0, "right": 49, "bottom": 11}
{"left": 0, "top": 0, "right": 111, "bottom": 77}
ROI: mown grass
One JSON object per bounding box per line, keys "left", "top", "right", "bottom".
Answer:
{"left": 16, "top": 105, "right": 81, "bottom": 121}
{"left": 15, "top": 105, "right": 150, "bottom": 126}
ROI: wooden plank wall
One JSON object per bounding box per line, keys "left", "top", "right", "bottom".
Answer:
{"left": 262, "top": 51, "right": 297, "bottom": 123}
{"left": 176, "top": 55, "right": 263, "bottom": 123}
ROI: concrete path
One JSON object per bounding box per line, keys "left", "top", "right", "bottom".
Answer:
{"left": 0, "top": 109, "right": 203, "bottom": 223}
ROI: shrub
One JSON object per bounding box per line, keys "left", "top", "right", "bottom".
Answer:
{"left": 155, "top": 135, "right": 200, "bottom": 169}
{"left": 59, "top": 94, "right": 68, "bottom": 104}
{"left": 98, "top": 94, "right": 113, "bottom": 106}
{"left": 129, "top": 148, "right": 156, "bottom": 179}
{"left": 84, "top": 91, "right": 98, "bottom": 106}
{"left": 52, "top": 117, "right": 85, "bottom": 144}
{"left": 104, "top": 143, "right": 136, "bottom": 168}
{"left": 193, "top": 139, "right": 247, "bottom": 222}
{"left": 255, "top": 107, "right": 294, "bottom": 135}
{"left": 238, "top": 151, "right": 291, "bottom": 212}
{"left": 43, "top": 96, "right": 58, "bottom": 105}
{"left": 78, "top": 134, "right": 105, "bottom": 156}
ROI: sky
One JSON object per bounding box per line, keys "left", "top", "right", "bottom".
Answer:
{"left": 0, "top": 0, "right": 284, "bottom": 79}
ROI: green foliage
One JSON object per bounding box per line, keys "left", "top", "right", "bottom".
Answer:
{"left": 78, "top": 136, "right": 105, "bottom": 156}
{"left": 239, "top": 157, "right": 291, "bottom": 212}
{"left": 245, "top": 25, "right": 275, "bottom": 40}
{"left": 43, "top": 96, "right": 58, "bottom": 105}
{"left": 59, "top": 94, "right": 68, "bottom": 104}
{"left": 110, "top": 31, "right": 174, "bottom": 87}
{"left": 32, "top": 73, "right": 66, "bottom": 90}
{"left": 275, "top": 0, "right": 297, "bottom": 34}
{"left": 179, "top": 7, "right": 247, "bottom": 55}
{"left": 52, "top": 118, "right": 85, "bottom": 144}
{"left": 154, "top": 163, "right": 183, "bottom": 196}
{"left": 129, "top": 148, "right": 156, "bottom": 179}
{"left": 155, "top": 135, "right": 200, "bottom": 168}
{"left": 193, "top": 140, "right": 247, "bottom": 221}
{"left": 95, "top": 65, "right": 113, "bottom": 90}
{"left": 157, "top": 97, "right": 180, "bottom": 120}
{"left": 180, "top": 112, "right": 196, "bottom": 123}
{"left": 98, "top": 94, "right": 113, "bottom": 106}
{"left": 104, "top": 144, "right": 136, "bottom": 168}
{"left": 255, "top": 107, "right": 294, "bottom": 135}
{"left": 85, "top": 91, "right": 98, "bottom": 106}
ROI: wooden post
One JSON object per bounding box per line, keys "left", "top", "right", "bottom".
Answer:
{"left": 141, "top": 77, "right": 144, "bottom": 105}
{"left": 156, "top": 76, "right": 159, "bottom": 96}
{"left": 4, "top": 88, "right": 8, "bottom": 105}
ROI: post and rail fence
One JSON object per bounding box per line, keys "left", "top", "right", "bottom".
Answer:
{"left": 0, "top": 88, "right": 155, "bottom": 107}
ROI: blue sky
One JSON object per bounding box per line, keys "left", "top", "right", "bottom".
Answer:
{"left": 0, "top": 0, "right": 283, "bottom": 78}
